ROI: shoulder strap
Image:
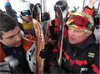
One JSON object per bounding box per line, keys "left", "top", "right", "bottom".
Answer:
{"left": 87, "top": 43, "right": 98, "bottom": 68}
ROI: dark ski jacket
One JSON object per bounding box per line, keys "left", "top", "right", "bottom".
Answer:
{"left": 49, "top": 35, "right": 99, "bottom": 74}
{"left": 0, "top": 34, "right": 37, "bottom": 74}
{"left": 5, "top": 2, "right": 24, "bottom": 31}
{"left": 5, "top": 2, "right": 16, "bottom": 18}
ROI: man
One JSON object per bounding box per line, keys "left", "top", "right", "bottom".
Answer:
{"left": 5, "top": 0, "right": 17, "bottom": 18}
{"left": 0, "top": 12, "right": 37, "bottom": 73}
{"left": 48, "top": 12, "right": 99, "bottom": 74}
{"left": 40, "top": 0, "right": 97, "bottom": 58}
{"left": 5, "top": 0, "right": 24, "bottom": 31}
{"left": 45, "top": 0, "right": 96, "bottom": 46}
{"left": 18, "top": 1, "right": 36, "bottom": 37}
{"left": 40, "top": 0, "right": 97, "bottom": 73}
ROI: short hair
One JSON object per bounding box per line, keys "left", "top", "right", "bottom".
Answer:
{"left": 0, "top": 12, "right": 18, "bottom": 39}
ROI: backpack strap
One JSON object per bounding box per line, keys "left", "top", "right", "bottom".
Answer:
{"left": 87, "top": 43, "right": 98, "bottom": 68}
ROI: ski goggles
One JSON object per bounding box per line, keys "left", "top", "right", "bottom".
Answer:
{"left": 21, "top": 10, "right": 31, "bottom": 16}
{"left": 66, "top": 13, "right": 92, "bottom": 34}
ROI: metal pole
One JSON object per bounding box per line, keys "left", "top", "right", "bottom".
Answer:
{"left": 82, "top": 0, "right": 85, "bottom": 9}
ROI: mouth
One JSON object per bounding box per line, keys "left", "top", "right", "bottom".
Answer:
{"left": 69, "top": 37, "right": 74, "bottom": 41}
{"left": 16, "top": 41, "right": 21, "bottom": 45}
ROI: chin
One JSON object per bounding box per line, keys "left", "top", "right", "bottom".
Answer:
{"left": 15, "top": 43, "right": 21, "bottom": 47}
{"left": 69, "top": 40, "right": 76, "bottom": 44}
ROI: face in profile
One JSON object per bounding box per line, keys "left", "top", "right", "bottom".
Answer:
{"left": 0, "top": 26, "right": 22, "bottom": 48}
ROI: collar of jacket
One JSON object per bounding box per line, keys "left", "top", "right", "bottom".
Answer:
{"left": 69, "top": 35, "right": 95, "bottom": 56}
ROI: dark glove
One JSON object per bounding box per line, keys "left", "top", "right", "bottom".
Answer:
{"left": 39, "top": 47, "right": 50, "bottom": 58}
{"left": 50, "top": 66, "right": 66, "bottom": 74}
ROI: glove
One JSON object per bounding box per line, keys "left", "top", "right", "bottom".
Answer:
{"left": 39, "top": 47, "right": 50, "bottom": 58}
{"left": 50, "top": 66, "right": 66, "bottom": 74}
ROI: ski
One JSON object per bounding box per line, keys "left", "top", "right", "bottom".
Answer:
{"left": 32, "top": 19, "right": 44, "bottom": 74}
{"left": 55, "top": 5, "right": 64, "bottom": 67}
{"left": 30, "top": 3, "right": 45, "bottom": 73}
{"left": 32, "top": 3, "right": 42, "bottom": 23}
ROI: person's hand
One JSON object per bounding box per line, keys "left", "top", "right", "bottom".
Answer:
{"left": 39, "top": 47, "right": 50, "bottom": 58}
{"left": 88, "top": 0, "right": 97, "bottom": 8}
{"left": 50, "top": 66, "right": 66, "bottom": 74}
{"left": 6, "top": 0, "right": 9, "bottom": 2}
{"left": 47, "top": 38, "right": 57, "bottom": 45}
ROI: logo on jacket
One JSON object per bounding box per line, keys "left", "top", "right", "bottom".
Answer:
{"left": 69, "top": 59, "right": 75, "bottom": 66}
{"left": 80, "top": 68, "right": 88, "bottom": 73}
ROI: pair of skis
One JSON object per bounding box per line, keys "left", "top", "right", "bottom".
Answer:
{"left": 33, "top": 5, "right": 64, "bottom": 74}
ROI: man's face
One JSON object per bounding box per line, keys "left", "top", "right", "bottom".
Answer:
{"left": 68, "top": 26, "right": 89, "bottom": 44}
{"left": 0, "top": 26, "right": 22, "bottom": 48}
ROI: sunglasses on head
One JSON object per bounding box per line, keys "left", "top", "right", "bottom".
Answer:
{"left": 21, "top": 10, "right": 31, "bottom": 16}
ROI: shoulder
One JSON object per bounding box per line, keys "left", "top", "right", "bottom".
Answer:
{"left": 87, "top": 43, "right": 99, "bottom": 58}
{"left": 22, "top": 34, "right": 36, "bottom": 44}
{"left": 25, "top": 34, "right": 36, "bottom": 41}
{"left": 22, "top": 34, "right": 37, "bottom": 51}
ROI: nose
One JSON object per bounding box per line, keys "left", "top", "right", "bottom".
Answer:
{"left": 68, "top": 30, "right": 74, "bottom": 37}
{"left": 15, "top": 34, "right": 21, "bottom": 42}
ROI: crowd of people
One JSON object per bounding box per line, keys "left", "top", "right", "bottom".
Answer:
{"left": 0, "top": 0, "right": 99, "bottom": 74}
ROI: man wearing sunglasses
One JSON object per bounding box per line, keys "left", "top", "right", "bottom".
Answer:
{"left": 18, "top": 1, "right": 36, "bottom": 37}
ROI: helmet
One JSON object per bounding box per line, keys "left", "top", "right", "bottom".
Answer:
{"left": 20, "top": 1, "right": 31, "bottom": 11}
{"left": 54, "top": 1, "right": 68, "bottom": 11}
{"left": 41, "top": 12, "right": 50, "bottom": 22}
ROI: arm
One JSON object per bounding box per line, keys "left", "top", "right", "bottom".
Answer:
{"left": 87, "top": 0, "right": 97, "bottom": 9}
{"left": 5, "top": 0, "right": 15, "bottom": 17}
{"left": 83, "top": 0, "right": 97, "bottom": 16}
